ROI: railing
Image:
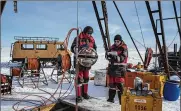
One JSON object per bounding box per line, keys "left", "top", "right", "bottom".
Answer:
{"left": 14, "top": 36, "right": 59, "bottom": 41}
{"left": 10, "top": 43, "right": 14, "bottom": 57}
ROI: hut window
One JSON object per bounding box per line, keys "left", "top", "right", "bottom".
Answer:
{"left": 36, "top": 44, "right": 47, "bottom": 50}
{"left": 21, "top": 44, "right": 34, "bottom": 50}
{"left": 57, "top": 44, "right": 65, "bottom": 50}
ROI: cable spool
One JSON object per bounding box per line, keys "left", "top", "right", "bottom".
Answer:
{"left": 77, "top": 47, "right": 98, "bottom": 68}
{"left": 27, "top": 58, "right": 40, "bottom": 70}
{"left": 8, "top": 61, "right": 22, "bottom": 77}
{"left": 61, "top": 54, "right": 71, "bottom": 71}
{"left": 144, "top": 48, "right": 153, "bottom": 69}
{"left": 12, "top": 68, "right": 22, "bottom": 76}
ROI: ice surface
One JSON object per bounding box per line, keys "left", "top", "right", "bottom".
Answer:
{"left": 1, "top": 47, "right": 180, "bottom": 111}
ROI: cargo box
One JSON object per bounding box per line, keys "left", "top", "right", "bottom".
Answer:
{"left": 94, "top": 69, "right": 107, "bottom": 86}
{"left": 121, "top": 88, "right": 162, "bottom": 111}
{"left": 1, "top": 74, "right": 12, "bottom": 95}
{"left": 125, "top": 72, "right": 166, "bottom": 96}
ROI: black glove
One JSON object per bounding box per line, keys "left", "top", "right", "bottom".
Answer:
{"left": 119, "top": 55, "right": 125, "bottom": 63}
{"left": 105, "top": 51, "right": 112, "bottom": 60}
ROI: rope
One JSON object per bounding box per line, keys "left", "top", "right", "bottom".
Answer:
{"left": 8, "top": 28, "right": 79, "bottom": 111}
{"left": 134, "top": 1, "right": 146, "bottom": 50}
{"left": 168, "top": 31, "right": 179, "bottom": 48}
{"left": 75, "top": 1, "right": 79, "bottom": 111}
{"left": 132, "top": 37, "right": 147, "bottom": 48}
{"left": 2, "top": 27, "right": 80, "bottom": 111}
{"left": 59, "top": 75, "right": 75, "bottom": 100}
{"left": 113, "top": 1, "right": 144, "bottom": 64}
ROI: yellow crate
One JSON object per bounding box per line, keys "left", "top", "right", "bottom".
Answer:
{"left": 125, "top": 71, "right": 166, "bottom": 97}
{"left": 121, "top": 88, "right": 162, "bottom": 111}
{"left": 142, "top": 74, "right": 166, "bottom": 97}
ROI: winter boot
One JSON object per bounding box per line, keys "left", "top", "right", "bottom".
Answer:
{"left": 107, "top": 89, "right": 116, "bottom": 103}
{"left": 82, "top": 93, "right": 91, "bottom": 99}
{"left": 76, "top": 96, "right": 83, "bottom": 103}
{"left": 116, "top": 82, "right": 124, "bottom": 105}
{"left": 82, "top": 84, "right": 90, "bottom": 99}
{"left": 76, "top": 85, "right": 83, "bottom": 103}
{"left": 117, "top": 91, "right": 122, "bottom": 105}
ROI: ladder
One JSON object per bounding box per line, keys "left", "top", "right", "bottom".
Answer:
{"left": 145, "top": 1, "right": 170, "bottom": 79}
{"left": 92, "top": 1, "right": 111, "bottom": 51}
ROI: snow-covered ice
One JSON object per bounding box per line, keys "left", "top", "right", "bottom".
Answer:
{"left": 1, "top": 47, "right": 180, "bottom": 111}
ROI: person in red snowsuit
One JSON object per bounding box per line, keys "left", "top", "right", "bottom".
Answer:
{"left": 106, "top": 34, "right": 128, "bottom": 105}
{"left": 71, "top": 26, "right": 97, "bottom": 103}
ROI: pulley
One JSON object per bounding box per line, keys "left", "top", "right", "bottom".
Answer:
{"left": 77, "top": 47, "right": 98, "bottom": 68}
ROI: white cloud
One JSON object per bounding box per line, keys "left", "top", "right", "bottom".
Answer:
{"left": 2, "top": 1, "right": 180, "bottom": 49}
{"left": 132, "top": 28, "right": 152, "bottom": 33}
{"left": 1, "top": 47, "right": 11, "bottom": 62}
{"left": 108, "top": 24, "right": 122, "bottom": 36}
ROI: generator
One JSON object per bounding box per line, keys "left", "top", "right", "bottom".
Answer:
{"left": 121, "top": 87, "right": 162, "bottom": 111}
{"left": 125, "top": 71, "right": 166, "bottom": 96}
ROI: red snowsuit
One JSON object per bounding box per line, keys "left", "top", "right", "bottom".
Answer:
{"left": 108, "top": 41, "right": 128, "bottom": 85}
{"left": 106, "top": 41, "right": 128, "bottom": 104}
{"left": 71, "top": 32, "right": 97, "bottom": 98}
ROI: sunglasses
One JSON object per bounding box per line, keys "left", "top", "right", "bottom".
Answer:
{"left": 87, "top": 30, "right": 93, "bottom": 35}
{"left": 114, "top": 40, "right": 120, "bottom": 43}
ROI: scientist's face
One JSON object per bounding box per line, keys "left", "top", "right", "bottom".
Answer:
{"left": 114, "top": 40, "right": 121, "bottom": 46}
{"left": 86, "top": 29, "right": 93, "bottom": 36}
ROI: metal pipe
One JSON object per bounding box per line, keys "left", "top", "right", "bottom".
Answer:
{"left": 75, "top": 2, "right": 79, "bottom": 111}
{"left": 172, "top": 1, "right": 181, "bottom": 39}
{"left": 156, "top": 16, "right": 181, "bottom": 22}
{"left": 101, "top": 1, "right": 111, "bottom": 48}
{"left": 174, "top": 43, "right": 177, "bottom": 56}
{"left": 145, "top": 1, "right": 169, "bottom": 77}
{"left": 173, "top": 1, "right": 181, "bottom": 47}
{"left": 14, "top": 1, "right": 17, "bottom": 13}
{"left": 173, "top": 1, "right": 181, "bottom": 70}
{"left": 92, "top": 1, "right": 109, "bottom": 51}
{"left": 155, "top": 17, "right": 181, "bottom": 39}
{"left": 155, "top": 41, "right": 158, "bottom": 69}
{"left": 158, "top": 1, "right": 170, "bottom": 79}
{"left": 113, "top": 1, "right": 144, "bottom": 64}
{"left": 1, "top": 1, "right": 6, "bottom": 15}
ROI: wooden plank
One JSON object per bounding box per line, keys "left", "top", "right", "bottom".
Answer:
{"left": 32, "top": 103, "right": 56, "bottom": 111}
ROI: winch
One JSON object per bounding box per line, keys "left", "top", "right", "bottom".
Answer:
{"left": 77, "top": 47, "right": 98, "bottom": 68}
{"left": 134, "top": 77, "right": 143, "bottom": 91}
{"left": 131, "top": 77, "right": 153, "bottom": 96}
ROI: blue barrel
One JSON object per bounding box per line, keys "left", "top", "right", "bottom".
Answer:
{"left": 163, "top": 80, "right": 180, "bottom": 101}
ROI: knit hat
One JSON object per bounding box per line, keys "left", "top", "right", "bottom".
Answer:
{"left": 114, "top": 34, "right": 122, "bottom": 41}
{"left": 83, "top": 26, "right": 93, "bottom": 34}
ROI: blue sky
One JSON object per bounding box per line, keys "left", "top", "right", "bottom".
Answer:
{"left": 1, "top": 1, "right": 180, "bottom": 50}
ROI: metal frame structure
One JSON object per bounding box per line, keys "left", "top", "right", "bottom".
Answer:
{"left": 113, "top": 1, "right": 144, "bottom": 64}
{"left": 92, "top": 1, "right": 111, "bottom": 51}
{"left": 10, "top": 59, "right": 48, "bottom": 88}
{"left": 155, "top": 16, "right": 181, "bottom": 71}
{"left": 1, "top": 1, "right": 180, "bottom": 79}
{"left": 145, "top": 1, "right": 170, "bottom": 78}
{"left": 1, "top": 1, "right": 181, "bottom": 111}
{"left": 50, "top": 64, "right": 73, "bottom": 84}
{"left": 1, "top": 1, "right": 6, "bottom": 15}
